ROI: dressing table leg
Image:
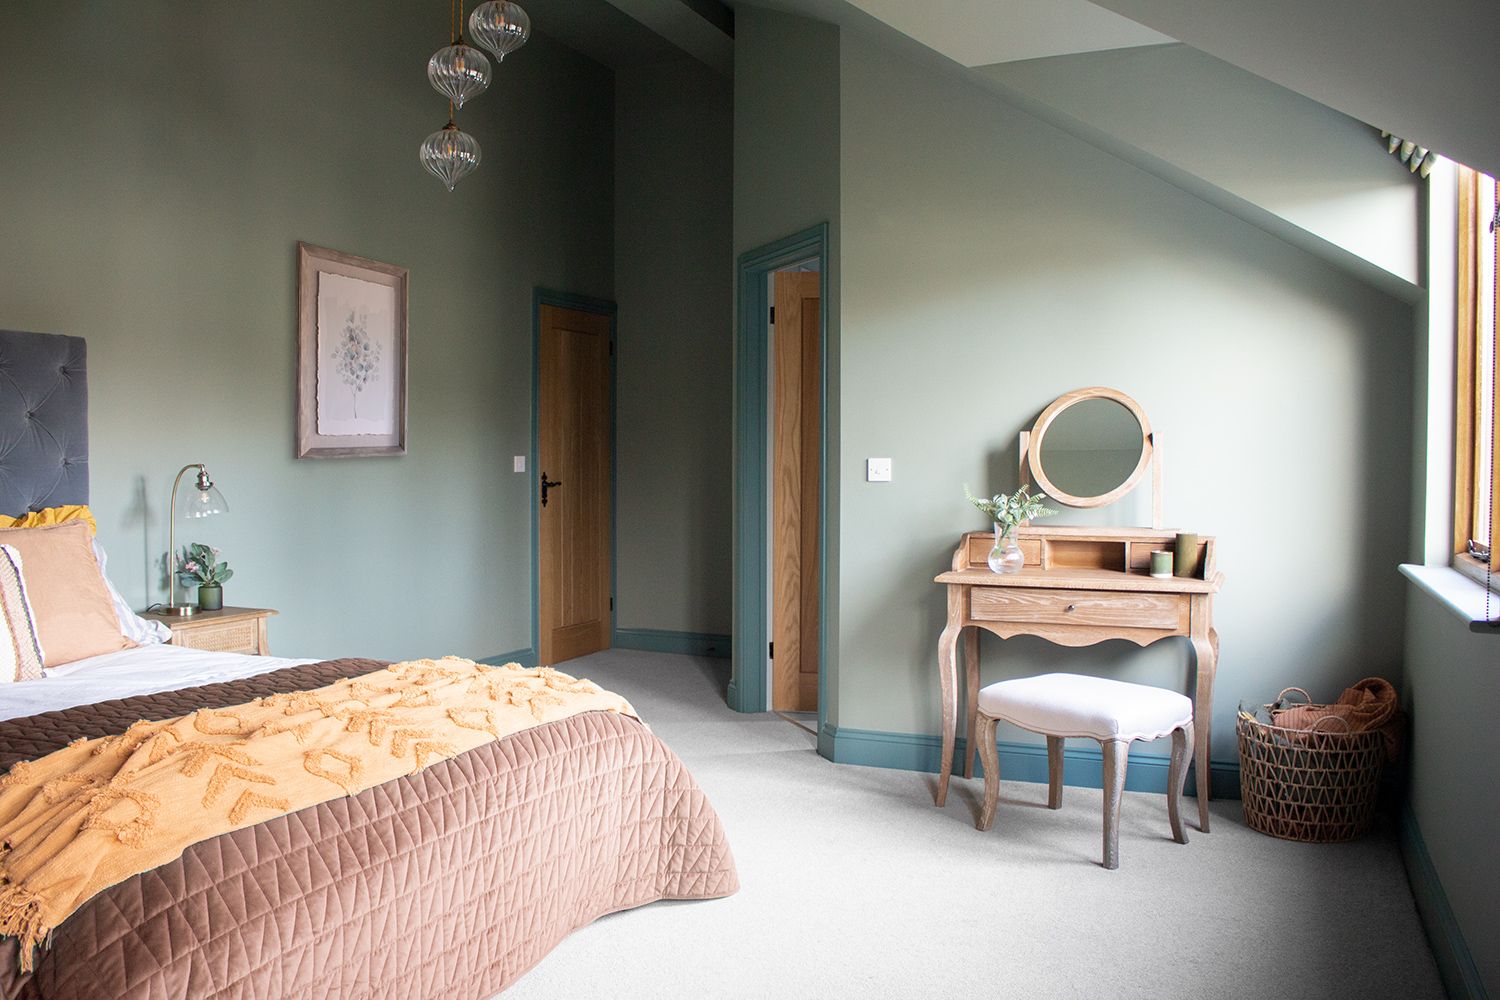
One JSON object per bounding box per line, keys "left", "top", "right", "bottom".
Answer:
{"left": 936, "top": 620, "right": 962, "bottom": 807}
{"left": 1188, "top": 608, "right": 1218, "bottom": 833}
{"left": 963, "top": 626, "right": 980, "bottom": 779}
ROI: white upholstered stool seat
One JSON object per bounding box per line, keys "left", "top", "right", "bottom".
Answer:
{"left": 977, "top": 673, "right": 1192, "bottom": 742}
{"left": 974, "top": 673, "right": 1196, "bottom": 869}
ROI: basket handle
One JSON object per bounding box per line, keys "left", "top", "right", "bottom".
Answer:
{"left": 1274, "top": 687, "right": 1312, "bottom": 710}
{"left": 1309, "top": 715, "right": 1352, "bottom": 734}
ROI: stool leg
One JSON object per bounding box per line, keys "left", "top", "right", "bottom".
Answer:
{"left": 1167, "top": 722, "right": 1194, "bottom": 845}
{"left": 1046, "top": 736, "right": 1064, "bottom": 809}
{"left": 977, "top": 714, "right": 1000, "bottom": 831}
{"left": 1101, "top": 739, "right": 1129, "bottom": 870}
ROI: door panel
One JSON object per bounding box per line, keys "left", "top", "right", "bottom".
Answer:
{"left": 538, "top": 303, "right": 612, "bottom": 666}
{"left": 772, "top": 272, "right": 821, "bottom": 712}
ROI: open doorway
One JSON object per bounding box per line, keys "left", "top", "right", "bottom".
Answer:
{"left": 730, "top": 223, "right": 829, "bottom": 735}
{"left": 769, "top": 263, "right": 821, "bottom": 715}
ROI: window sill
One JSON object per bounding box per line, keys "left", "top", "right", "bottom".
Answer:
{"left": 1399, "top": 564, "right": 1500, "bottom": 635}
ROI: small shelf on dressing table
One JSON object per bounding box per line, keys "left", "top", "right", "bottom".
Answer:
{"left": 933, "top": 525, "right": 1223, "bottom": 832}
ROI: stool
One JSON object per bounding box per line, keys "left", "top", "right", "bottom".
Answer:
{"left": 974, "top": 673, "right": 1195, "bottom": 869}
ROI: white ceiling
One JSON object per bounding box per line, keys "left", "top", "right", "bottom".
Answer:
{"left": 844, "top": 0, "right": 1174, "bottom": 66}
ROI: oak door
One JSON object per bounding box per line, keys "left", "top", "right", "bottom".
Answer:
{"left": 538, "top": 302, "right": 612, "bottom": 666}
{"left": 772, "top": 271, "right": 821, "bottom": 712}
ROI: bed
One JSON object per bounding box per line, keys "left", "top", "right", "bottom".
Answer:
{"left": 0, "top": 330, "right": 738, "bottom": 999}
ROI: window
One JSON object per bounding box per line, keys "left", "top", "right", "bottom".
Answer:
{"left": 1455, "top": 166, "right": 1500, "bottom": 584}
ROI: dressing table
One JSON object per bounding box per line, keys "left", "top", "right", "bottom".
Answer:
{"left": 933, "top": 387, "right": 1223, "bottom": 832}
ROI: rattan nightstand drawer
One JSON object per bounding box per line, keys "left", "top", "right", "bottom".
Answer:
{"left": 143, "top": 607, "right": 277, "bottom": 657}
{"left": 170, "top": 618, "right": 260, "bottom": 654}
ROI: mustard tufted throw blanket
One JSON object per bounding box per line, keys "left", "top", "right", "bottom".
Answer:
{"left": 0, "top": 657, "right": 636, "bottom": 970}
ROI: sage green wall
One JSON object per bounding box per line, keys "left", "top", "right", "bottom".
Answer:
{"left": 614, "top": 53, "right": 733, "bottom": 636}
{"left": 732, "top": 7, "right": 843, "bottom": 714}
{"left": 732, "top": 9, "right": 841, "bottom": 256}
{"left": 1402, "top": 590, "right": 1500, "bottom": 996}
{"left": 834, "top": 29, "right": 1415, "bottom": 762}
{"left": 0, "top": 0, "right": 614, "bottom": 661}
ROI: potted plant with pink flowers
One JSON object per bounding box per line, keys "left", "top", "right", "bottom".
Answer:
{"left": 176, "top": 542, "right": 234, "bottom": 611}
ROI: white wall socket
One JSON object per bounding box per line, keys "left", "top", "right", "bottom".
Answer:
{"left": 867, "top": 457, "right": 892, "bottom": 482}
{"left": 513, "top": 455, "right": 526, "bottom": 473}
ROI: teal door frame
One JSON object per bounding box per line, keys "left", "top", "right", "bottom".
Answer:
{"left": 531, "top": 288, "right": 618, "bottom": 664}
{"left": 730, "top": 223, "right": 831, "bottom": 730}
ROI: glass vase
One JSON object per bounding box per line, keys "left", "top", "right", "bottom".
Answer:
{"left": 987, "top": 523, "right": 1024, "bottom": 574}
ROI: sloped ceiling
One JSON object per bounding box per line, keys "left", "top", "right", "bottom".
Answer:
{"left": 844, "top": 0, "right": 1172, "bottom": 66}
{"left": 1082, "top": 0, "right": 1500, "bottom": 177}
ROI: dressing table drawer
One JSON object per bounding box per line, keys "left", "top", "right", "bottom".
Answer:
{"left": 969, "top": 588, "right": 1188, "bottom": 631}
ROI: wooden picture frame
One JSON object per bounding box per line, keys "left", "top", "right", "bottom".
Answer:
{"left": 296, "top": 242, "right": 408, "bottom": 459}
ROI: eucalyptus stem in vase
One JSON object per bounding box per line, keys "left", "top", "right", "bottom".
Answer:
{"left": 963, "top": 484, "right": 1056, "bottom": 574}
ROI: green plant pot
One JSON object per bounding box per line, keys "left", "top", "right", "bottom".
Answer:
{"left": 197, "top": 585, "right": 223, "bottom": 612}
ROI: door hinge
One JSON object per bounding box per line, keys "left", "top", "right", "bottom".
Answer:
{"left": 768, "top": 641, "right": 774, "bottom": 659}
{"left": 609, "top": 340, "right": 615, "bottom": 356}
{"left": 768, "top": 305, "right": 775, "bottom": 324}
{"left": 609, "top": 597, "right": 614, "bottom": 611}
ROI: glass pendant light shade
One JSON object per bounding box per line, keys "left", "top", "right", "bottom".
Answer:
{"left": 420, "top": 120, "right": 481, "bottom": 191}
{"left": 468, "top": 1, "right": 530, "bottom": 62}
{"left": 427, "top": 40, "right": 491, "bottom": 108}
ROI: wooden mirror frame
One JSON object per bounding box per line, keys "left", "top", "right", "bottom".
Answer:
{"left": 1025, "top": 386, "right": 1154, "bottom": 510}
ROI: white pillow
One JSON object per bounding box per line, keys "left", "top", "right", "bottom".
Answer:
{"left": 91, "top": 540, "right": 172, "bottom": 645}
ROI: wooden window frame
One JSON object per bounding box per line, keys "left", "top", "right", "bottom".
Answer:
{"left": 1454, "top": 166, "right": 1500, "bottom": 588}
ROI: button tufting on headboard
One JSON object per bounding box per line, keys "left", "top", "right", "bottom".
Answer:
{"left": 0, "top": 331, "right": 88, "bottom": 519}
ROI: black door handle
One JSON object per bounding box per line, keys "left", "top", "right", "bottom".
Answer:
{"left": 540, "top": 473, "right": 563, "bottom": 507}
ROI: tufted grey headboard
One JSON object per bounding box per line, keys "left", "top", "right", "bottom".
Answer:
{"left": 0, "top": 331, "right": 88, "bottom": 518}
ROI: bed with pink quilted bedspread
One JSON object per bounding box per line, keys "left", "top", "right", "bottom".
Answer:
{"left": 0, "top": 658, "right": 738, "bottom": 1000}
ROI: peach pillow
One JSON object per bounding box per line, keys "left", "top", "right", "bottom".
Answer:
{"left": 0, "top": 521, "right": 132, "bottom": 667}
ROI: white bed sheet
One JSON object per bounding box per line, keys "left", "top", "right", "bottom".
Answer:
{"left": 0, "top": 644, "right": 317, "bottom": 722}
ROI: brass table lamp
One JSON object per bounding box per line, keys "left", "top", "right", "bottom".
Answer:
{"left": 162, "top": 463, "right": 228, "bottom": 616}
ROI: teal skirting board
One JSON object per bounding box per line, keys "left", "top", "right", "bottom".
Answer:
{"left": 612, "top": 629, "right": 732, "bottom": 658}
{"left": 1399, "top": 803, "right": 1492, "bottom": 1000}
{"left": 819, "top": 723, "right": 1242, "bottom": 799}
{"left": 478, "top": 648, "right": 538, "bottom": 667}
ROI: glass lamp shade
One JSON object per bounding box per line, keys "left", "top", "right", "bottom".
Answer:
{"left": 468, "top": 1, "right": 530, "bottom": 62}
{"left": 427, "top": 40, "right": 491, "bottom": 108}
{"left": 184, "top": 483, "right": 228, "bottom": 518}
{"left": 420, "top": 120, "right": 481, "bottom": 191}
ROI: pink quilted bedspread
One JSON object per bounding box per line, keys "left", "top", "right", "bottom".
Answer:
{"left": 0, "top": 659, "right": 738, "bottom": 999}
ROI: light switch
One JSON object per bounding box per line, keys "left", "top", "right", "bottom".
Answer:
{"left": 867, "top": 457, "right": 892, "bottom": 482}
{"left": 513, "top": 455, "right": 526, "bottom": 473}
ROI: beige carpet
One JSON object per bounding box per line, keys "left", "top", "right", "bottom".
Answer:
{"left": 503, "top": 650, "right": 1444, "bottom": 999}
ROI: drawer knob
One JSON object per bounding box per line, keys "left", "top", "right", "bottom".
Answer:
{"left": 1065, "top": 604, "right": 1077, "bottom": 613}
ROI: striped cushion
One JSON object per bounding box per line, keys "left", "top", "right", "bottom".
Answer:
{"left": 0, "top": 545, "right": 45, "bottom": 681}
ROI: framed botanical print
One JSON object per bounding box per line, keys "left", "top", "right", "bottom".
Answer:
{"left": 296, "top": 242, "right": 409, "bottom": 458}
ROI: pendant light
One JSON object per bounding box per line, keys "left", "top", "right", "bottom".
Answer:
{"left": 419, "top": 0, "right": 528, "bottom": 189}
{"left": 428, "top": 33, "right": 490, "bottom": 107}
{"left": 420, "top": 114, "right": 482, "bottom": 191}
{"left": 468, "top": 1, "right": 530, "bottom": 62}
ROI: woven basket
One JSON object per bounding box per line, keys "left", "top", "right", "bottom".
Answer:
{"left": 1237, "top": 689, "right": 1386, "bottom": 843}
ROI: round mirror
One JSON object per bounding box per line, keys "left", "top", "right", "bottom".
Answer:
{"left": 1028, "top": 387, "right": 1151, "bottom": 508}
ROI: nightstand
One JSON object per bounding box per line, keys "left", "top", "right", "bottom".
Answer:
{"left": 142, "top": 606, "right": 278, "bottom": 656}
